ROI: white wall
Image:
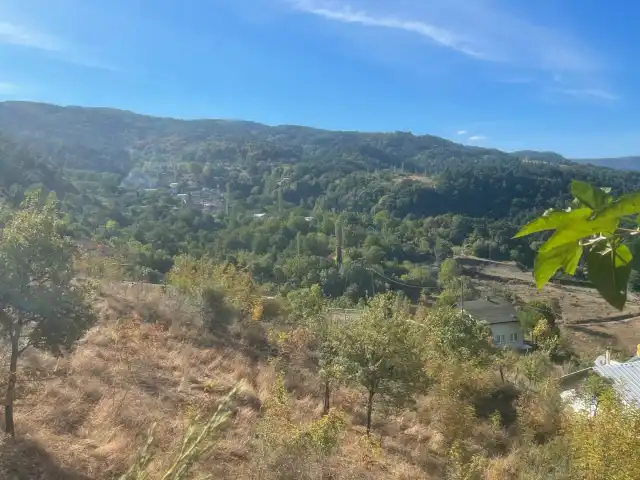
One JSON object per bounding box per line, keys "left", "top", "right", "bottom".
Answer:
{"left": 490, "top": 322, "right": 524, "bottom": 348}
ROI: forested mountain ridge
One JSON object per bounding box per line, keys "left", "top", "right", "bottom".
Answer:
{"left": 2, "top": 100, "right": 640, "bottom": 298}
{"left": 0, "top": 100, "right": 517, "bottom": 174}
{"left": 1, "top": 100, "right": 638, "bottom": 178}
{"left": 1, "top": 101, "right": 639, "bottom": 217}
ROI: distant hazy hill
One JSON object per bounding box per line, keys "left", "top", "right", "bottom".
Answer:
{"left": 0, "top": 101, "right": 637, "bottom": 185}
{"left": 511, "top": 149, "right": 640, "bottom": 172}
{"left": 572, "top": 156, "right": 640, "bottom": 171}
{"left": 0, "top": 101, "right": 520, "bottom": 175}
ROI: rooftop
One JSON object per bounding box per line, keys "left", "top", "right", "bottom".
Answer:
{"left": 594, "top": 362, "right": 640, "bottom": 407}
{"left": 459, "top": 297, "right": 518, "bottom": 325}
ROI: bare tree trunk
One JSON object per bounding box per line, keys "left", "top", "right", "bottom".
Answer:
{"left": 366, "top": 389, "right": 375, "bottom": 436}
{"left": 5, "top": 323, "right": 20, "bottom": 437}
{"left": 323, "top": 379, "right": 330, "bottom": 416}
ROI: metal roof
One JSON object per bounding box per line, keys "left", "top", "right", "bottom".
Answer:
{"left": 594, "top": 362, "right": 640, "bottom": 406}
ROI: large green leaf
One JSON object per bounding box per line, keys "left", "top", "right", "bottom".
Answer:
{"left": 534, "top": 242, "right": 583, "bottom": 289}
{"left": 538, "top": 216, "right": 619, "bottom": 253}
{"left": 587, "top": 242, "right": 632, "bottom": 310}
{"left": 513, "top": 208, "right": 592, "bottom": 239}
{"left": 570, "top": 180, "right": 612, "bottom": 210}
{"left": 594, "top": 192, "right": 640, "bottom": 221}
{"left": 564, "top": 245, "right": 583, "bottom": 276}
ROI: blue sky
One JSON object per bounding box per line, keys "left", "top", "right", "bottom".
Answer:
{"left": 1, "top": 0, "right": 639, "bottom": 158}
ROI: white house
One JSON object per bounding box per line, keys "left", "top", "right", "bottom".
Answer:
{"left": 459, "top": 297, "right": 526, "bottom": 349}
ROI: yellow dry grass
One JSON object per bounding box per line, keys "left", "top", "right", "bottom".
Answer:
{"left": 0, "top": 282, "right": 451, "bottom": 479}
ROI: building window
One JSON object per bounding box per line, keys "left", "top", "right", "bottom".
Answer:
{"left": 494, "top": 334, "right": 505, "bottom": 344}
{"left": 509, "top": 333, "right": 518, "bottom": 342}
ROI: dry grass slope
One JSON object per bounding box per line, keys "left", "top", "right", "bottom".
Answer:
{"left": 1, "top": 281, "right": 275, "bottom": 478}
{"left": 0, "top": 281, "right": 468, "bottom": 479}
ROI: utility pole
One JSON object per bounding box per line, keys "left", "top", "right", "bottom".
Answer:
{"left": 460, "top": 278, "right": 465, "bottom": 311}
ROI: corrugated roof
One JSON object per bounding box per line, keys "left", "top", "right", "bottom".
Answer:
{"left": 594, "top": 362, "right": 640, "bottom": 406}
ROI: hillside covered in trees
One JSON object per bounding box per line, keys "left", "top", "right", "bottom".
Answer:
{"left": 1, "top": 101, "right": 640, "bottom": 300}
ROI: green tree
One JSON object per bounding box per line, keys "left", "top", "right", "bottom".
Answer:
{"left": 517, "top": 307, "right": 540, "bottom": 339}
{"left": 0, "top": 193, "right": 96, "bottom": 436}
{"left": 437, "top": 258, "right": 461, "bottom": 287}
{"left": 293, "top": 231, "right": 300, "bottom": 256}
{"left": 516, "top": 351, "right": 553, "bottom": 388}
{"left": 419, "top": 307, "right": 494, "bottom": 364}
{"left": 286, "top": 284, "right": 326, "bottom": 324}
{"left": 579, "top": 372, "right": 613, "bottom": 416}
{"left": 340, "top": 293, "right": 428, "bottom": 434}
{"left": 286, "top": 285, "right": 345, "bottom": 414}
{"left": 364, "top": 245, "right": 385, "bottom": 265}
{"left": 518, "top": 299, "right": 562, "bottom": 344}
{"left": 436, "top": 258, "right": 477, "bottom": 306}
{"left": 568, "top": 389, "right": 640, "bottom": 479}
{"left": 188, "top": 161, "right": 203, "bottom": 175}
{"left": 103, "top": 218, "right": 120, "bottom": 239}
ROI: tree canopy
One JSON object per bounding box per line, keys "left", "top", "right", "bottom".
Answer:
{"left": 0, "top": 191, "right": 95, "bottom": 435}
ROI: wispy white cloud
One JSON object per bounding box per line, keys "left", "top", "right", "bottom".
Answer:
{"left": 0, "top": 19, "right": 115, "bottom": 70}
{"left": 287, "top": 0, "right": 599, "bottom": 73}
{"left": 0, "top": 21, "right": 60, "bottom": 51}
{"left": 286, "top": 0, "right": 613, "bottom": 99}
{"left": 468, "top": 135, "right": 487, "bottom": 141}
{"left": 456, "top": 130, "right": 467, "bottom": 135}
{"left": 558, "top": 88, "right": 618, "bottom": 102}
{"left": 550, "top": 74, "right": 617, "bottom": 102}
{"left": 288, "top": 0, "right": 484, "bottom": 58}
